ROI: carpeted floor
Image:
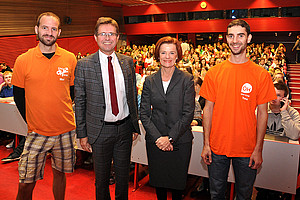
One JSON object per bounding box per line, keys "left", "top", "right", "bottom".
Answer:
{"left": 0, "top": 139, "right": 210, "bottom": 200}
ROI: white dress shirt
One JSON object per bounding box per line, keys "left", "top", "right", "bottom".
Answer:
{"left": 98, "top": 50, "right": 129, "bottom": 122}
{"left": 162, "top": 80, "right": 171, "bottom": 94}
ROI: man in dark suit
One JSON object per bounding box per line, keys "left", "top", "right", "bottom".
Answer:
{"left": 74, "top": 17, "right": 140, "bottom": 200}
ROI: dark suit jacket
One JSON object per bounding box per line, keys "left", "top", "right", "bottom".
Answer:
{"left": 74, "top": 51, "right": 140, "bottom": 144}
{"left": 140, "top": 67, "right": 195, "bottom": 144}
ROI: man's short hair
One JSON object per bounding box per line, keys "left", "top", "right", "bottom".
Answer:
{"left": 274, "top": 81, "right": 289, "bottom": 97}
{"left": 154, "top": 36, "right": 182, "bottom": 63}
{"left": 37, "top": 12, "right": 61, "bottom": 28}
{"left": 3, "top": 71, "right": 12, "bottom": 77}
{"left": 227, "top": 19, "right": 250, "bottom": 36}
{"left": 94, "top": 17, "right": 119, "bottom": 36}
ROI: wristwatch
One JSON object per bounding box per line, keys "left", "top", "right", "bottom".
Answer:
{"left": 169, "top": 137, "right": 174, "bottom": 144}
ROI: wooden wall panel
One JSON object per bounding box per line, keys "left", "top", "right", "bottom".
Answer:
{"left": 0, "top": 0, "right": 124, "bottom": 37}
{"left": 0, "top": 0, "right": 123, "bottom": 67}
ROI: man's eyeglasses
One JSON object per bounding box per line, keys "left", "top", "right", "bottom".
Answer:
{"left": 98, "top": 32, "right": 118, "bottom": 37}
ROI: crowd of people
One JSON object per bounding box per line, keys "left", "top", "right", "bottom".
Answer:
{"left": 0, "top": 12, "right": 299, "bottom": 200}
{"left": 115, "top": 38, "right": 288, "bottom": 81}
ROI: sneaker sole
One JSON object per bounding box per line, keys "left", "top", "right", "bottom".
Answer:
{"left": 1, "top": 157, "right": 20, "bottom": 162}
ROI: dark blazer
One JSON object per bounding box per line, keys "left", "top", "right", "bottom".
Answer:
{"left": 74, "top": 51, "right": 140, "bottom": 144}
{"left": 140, "top": 67, "right": 195, "bottom": 144}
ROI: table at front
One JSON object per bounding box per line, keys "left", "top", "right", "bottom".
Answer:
{"left": 0, "top": 102, "right": 27, "bottom": 136}
{"left": 1, "top": 103, "right": 299, "bottom": 195}
{"left": 131, "top": 125, "right": 300, "bottom": 195}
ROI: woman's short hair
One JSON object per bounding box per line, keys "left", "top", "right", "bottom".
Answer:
{"left": 154, "top": 36, "right": 182, "bottom": 63}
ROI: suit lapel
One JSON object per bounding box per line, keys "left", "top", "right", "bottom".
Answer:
{"left": 153, "top": 69, "right": 167, "bottom": 100}
{"left": 166, "top": 67, "right": 181, "bottom": 94}
{"left": 92, "top": 51, "right": 103, "bottom": 84}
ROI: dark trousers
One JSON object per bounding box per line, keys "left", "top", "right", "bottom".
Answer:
{"left": 92, "top": 120, "right": 133, "bottom": 200}
{"left": 14, "top": 135, "right": 25, "bottom": 155}
{"left": 208, "top": 152, "right": 257, "bottom": 200}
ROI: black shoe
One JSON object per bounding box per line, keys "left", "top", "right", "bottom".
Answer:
{"left": 190, "top": 188, "right": 210, "bottom": 198}
{"left": 1, "top": 153, "right": 21, "bottom": 162}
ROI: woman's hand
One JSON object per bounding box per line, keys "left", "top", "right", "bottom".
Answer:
{"left": 155, "top": 136, "right": 173, "bottom": 151}
{"left": 191, "top": 120, "right": 198, "bottom": 126}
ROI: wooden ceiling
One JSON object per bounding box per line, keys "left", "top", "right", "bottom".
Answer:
{"left": 101, "top": 0, "right": 199, "bottom": 7}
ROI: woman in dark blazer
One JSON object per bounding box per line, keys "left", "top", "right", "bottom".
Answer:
{"left": 140, "top": 36, "right": 195, "bottom": 200}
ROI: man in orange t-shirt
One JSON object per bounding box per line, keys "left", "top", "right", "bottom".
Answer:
{"left": 12, "top": 12, "right": 76, "bottom": 200}
{"left": 200, "top": 19, "right": 276, "bottom": 199}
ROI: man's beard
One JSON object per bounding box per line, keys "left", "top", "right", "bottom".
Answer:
{"left": 38, "top": 33, "right": 57, "bottom": 46}
{"left": 229, "top": 42, "right": 247, "bottom": 55}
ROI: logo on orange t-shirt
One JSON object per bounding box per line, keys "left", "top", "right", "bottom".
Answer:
{"left": 241, "top": 83, "right": 252, "bottom": 100}
{"left": 56, "top": 67, "right": 69, "bottom": 81}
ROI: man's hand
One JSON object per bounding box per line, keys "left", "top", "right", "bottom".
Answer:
{"left": 80, "top": 137, "right": 92, "bottom": 153}
{"left": 132, "top": 132, "right": 139, "bottom": 141}
{"left": 155, "top": 136, "right": 173, "bottom": 151}
{"left": 280, "top": 97, "right": 289, "bottom": 111}
{"left": 0, "top": 82, "right": 6, "bottom": 90}
{"left": 249, "top": 150, "right": 263, "bottom": 169}
{"left": 201, "top": 145, "right": 212, "bottom": 165}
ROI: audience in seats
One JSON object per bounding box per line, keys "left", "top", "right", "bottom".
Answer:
{"left": 111, "top": 40, "right": 288, "bottom": 91}
{"left": 191, "top": 76, "right": 204, "bottom": 127}
{"left": 135, "top": 54, "right": 144, "bottom": 74}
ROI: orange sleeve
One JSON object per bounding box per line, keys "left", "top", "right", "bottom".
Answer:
{"left": 256, "top": 71, "right": 277, "bottom": 105}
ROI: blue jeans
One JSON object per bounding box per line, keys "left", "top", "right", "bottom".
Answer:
{"left": 208, "top": 152, "right": 257, "bottom": 200}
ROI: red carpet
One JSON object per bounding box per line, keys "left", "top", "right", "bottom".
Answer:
{"left": 0, "top": 144, "right": 207, "bottom": 200}
{"left": 0, "top": 145, "right": 158, "bottom": 200}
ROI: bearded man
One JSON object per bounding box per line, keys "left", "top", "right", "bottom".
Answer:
{"left": 12, "top": 12, "right": 77, "bottom": 200}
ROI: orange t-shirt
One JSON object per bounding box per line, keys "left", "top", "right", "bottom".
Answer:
{"left": 200, "top": 60, "right": 276, "bottom": 157}
{"left": 12, "top": 44, "right": 76, "bottom": 136}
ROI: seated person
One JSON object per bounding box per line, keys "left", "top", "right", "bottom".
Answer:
{"left": 267, "top": 81, "right": 300, "bottom": 141}
{"left": 0, "top": 71, "right": 14, "bottom": 102}
{"left": 257, "top": 81, "right": 300, "bottom": 199}
{"left": 0, "top": 71, "right": 26, "bottom": 162}
{"left": 191, "top": 77, "right": 205, "bottom": 126}
{"left": 273, "top": 71, "right": 285, "bottom": 83}
{"left": 0, "top": 63, "right": 12, "bottom": 73}
{"left": 135, "top": 54, "right": 144, "bottom": 75}
{"left": 259, "top": 57, "right": 268, "bottom": 71}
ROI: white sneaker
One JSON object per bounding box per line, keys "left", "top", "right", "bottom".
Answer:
{"left": 6, "top": 140, "right": 14, "bottom": 148}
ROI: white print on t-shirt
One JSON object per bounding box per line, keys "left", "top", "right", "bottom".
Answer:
{"left": 241, "top": 83, "right": 252, "bottom": 101}
{"left": 56, "top": 67, "right": 69, "bottom": 81}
